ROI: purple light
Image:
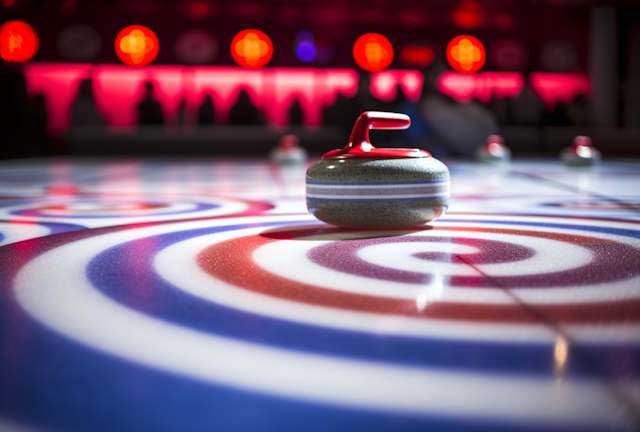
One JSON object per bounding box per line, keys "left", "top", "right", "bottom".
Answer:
{"left": 296, "top": 41, "right": 317, "bottom": 62}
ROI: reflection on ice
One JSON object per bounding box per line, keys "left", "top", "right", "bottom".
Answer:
{"left": 416, "top": 274, "right": 445, "bottom": 311}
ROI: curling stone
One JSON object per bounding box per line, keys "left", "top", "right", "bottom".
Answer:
{"left": 269, "top": 134, "right": 308, "bottom": 165}
{"left": 475, "top": 134, "right": 511, "bottom": 163}
{"left": 306, "top": 111, "right": 450, "bottom": 228}
{"left": 560, "top": 136, "right": 601, "bottom": 166}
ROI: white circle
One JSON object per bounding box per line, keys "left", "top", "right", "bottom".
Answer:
{"left": 0, "top": 221, "right": 51, "bottom": 246}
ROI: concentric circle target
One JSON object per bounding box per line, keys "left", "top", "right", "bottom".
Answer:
{"left": 7, "top": 213, "right": 640, "bottom": 429}
{"left": 0, "top": 195, "right": 273, "bottom": 228}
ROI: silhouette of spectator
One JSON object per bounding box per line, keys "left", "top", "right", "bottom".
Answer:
{"left": 323, "top": 93, "right": 346, "bottom": 127}
{"left": 356, "top": 73, "right": 387, "bottom": 112}
{"left": 31, "top": 94, "right": 49, "bottom": 154}
{"left": 420, "top": 61, "right": 499, "bottom": 157}
{"left": 0, "top": 63, "right": 41, "bottom": 159}
{"left": 341, "top": 73, "right": 383, "bottom": 133}
{"left": 322, "top": 74, "right": 390, "bottom": 138}
{"left": 228, "top": 89, "right": 261, "bottom": 125}
{"left": 544, "top": 101, "right": 571, "bottom": 126}
{"left": 322, "top": 92, "right": 356, "bottom": 136}
{"left": 489, "top": 95, "right": 510, "bottom": 126}
{"left": 197, "top": 94, "right": 215, "bottom": 125}
{"left": 565, "top": 94, "right": 590, "bottom": 127}
{"left": 289, "top": 97, "right": 304, "bottom": 126}
{"left": 137, "top": 81, "right": 164, "bottom": 125}
{"left": 177, "top": 99, "right": 187, "bottom": 127}
{"left": 72, "top": 79, "right": 105, "bottom": 127}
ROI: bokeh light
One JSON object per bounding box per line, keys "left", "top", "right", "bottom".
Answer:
{"left": 296, "top": 41, "right": 316, "bottom": 62}
{"left": 57, "top": 25, "right": 102, "bottom": 62}
{"left": 352, "top": 33, "right": 393, "bottom": 72}
{"left": 231, "top": 29, "right": 273, "bottom": 69}
{"left": 0, "top": 20, "right": 39, "bottom": 63}
{"left": 174, "top": 28, "right": 218, "bottom": 65}
{"left": 489, "top": 37, "right": 528, "bottom": 71}
{"left": 452, "top": 0, "right": 483, "bottom": 29}
{"left": 400, "top": 44, "right": 434, "bottom": 68}
{"left": 294, "top": 30, "right": 317, "bottom": 63}
{"left": 446, "top": 35, "right": 485, "bottom": 74}
{"left": 314, "top": 34, "right": 334, "bottom": 64}
{"left": 115, "top": 25, "right": 159, "bottom": 67}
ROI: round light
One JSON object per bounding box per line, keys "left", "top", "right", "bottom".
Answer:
{"left": 296, "top": 41, "right": 317, "bottom": 62}
{"left": 230, "top": 29, "right": 273, "bottom": 69}
{"left": 115, "top": 25, "right": 160, "bottom": 67}
{"left": 57, "top": 25, "right": 102, "bottom": 62}
{"left": 541, "top": 40, "right": 577, "bottom": 72}
{"left": 174, "top": 28, "right": 218, "bottom": 65}
{"left": 489, "top": 37, "right": 528, "bottom": 71}
{"left": 399, "top": 44, "right": 434, "bottom": 68}
{"left": 446, "top": 35, "right": 485, "bottom": 74}
{"left": 352, "top": 33, "right": 393, "bottom": 72}
{"left": 0, "top": 20, "right": 40, "bottom": 63}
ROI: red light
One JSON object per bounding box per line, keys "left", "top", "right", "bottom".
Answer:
{"left": 452, "top": 0, "right": 483, "bottom": 29}
{"left": 400, "top": 45, "right": 434, "bottom": 68}
{"left": 353, "top": 33, "right": 393, "bottom": 72}
{"left": 115, "top": 25, "right": 159, "bottom": 67}
{"left": 446, "top": 35, "right": 485, "bottom": 74}
{"left": 188, "top": 1, "right": 215, "bottom": 21}
{"left": 231, "top": 29, "right": 273, "bottom": 69}
{"left": 0, "top": 20, "right": 39, "bottom": 63}
{"left": 489, "top": 37, "right": 528, "bottom": 71}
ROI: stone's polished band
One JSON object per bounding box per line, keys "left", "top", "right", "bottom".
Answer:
{"left": 306, "top": 180, "right": 450, "bottom": 200}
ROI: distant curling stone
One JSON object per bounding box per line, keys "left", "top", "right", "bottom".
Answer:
{"left": 475, "top": 134, "right": 511, "bottom": 163}
{"left": 560, "top": 136, "right": 601, "bottom": 166}
{"left": 306, "top": 111, "right": 450, "bottom": 228}
{"left": 270, "top": 134, "right": 308, "bottom": 165}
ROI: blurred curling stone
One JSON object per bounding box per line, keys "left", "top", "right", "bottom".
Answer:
{"left": 306, "top": 111, "right": 450, "bottom": 228}
{"left": 269, "top": 134, "right": 308, "bottom": 165}
{"left": 475, "top": 134, "right": 511, "bottom": 163}
{"left": 560, "top": 136, "right": 601, "bottom": 166}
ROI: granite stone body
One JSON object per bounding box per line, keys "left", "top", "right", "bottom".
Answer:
{"left": 306, "top": 157, "right": 450, "bottom": 228}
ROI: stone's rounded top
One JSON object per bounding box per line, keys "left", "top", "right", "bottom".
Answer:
{"left": 572, "top": 135, "right": 593, "bottom": 148}
{"left": 322, "top": 111, "right": 432, "bottom": 160}
{"left": 307, "top": 157, "right": 450, "bottom": 183}
{"left": 277, "top": 134, "right": 300, "bottom": 150}
{"left": 561, "top": 135, "right": 601, "bottom": 166}
{"left": 475, "top": 135, "right": 511, "bottom": 163}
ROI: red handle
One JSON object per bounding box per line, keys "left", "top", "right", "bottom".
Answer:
{"left": 347, "top": 111, "right": 411, "bottom": 149}
{"left": 321, "top": 111, "right": 430, "bottom": 159}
